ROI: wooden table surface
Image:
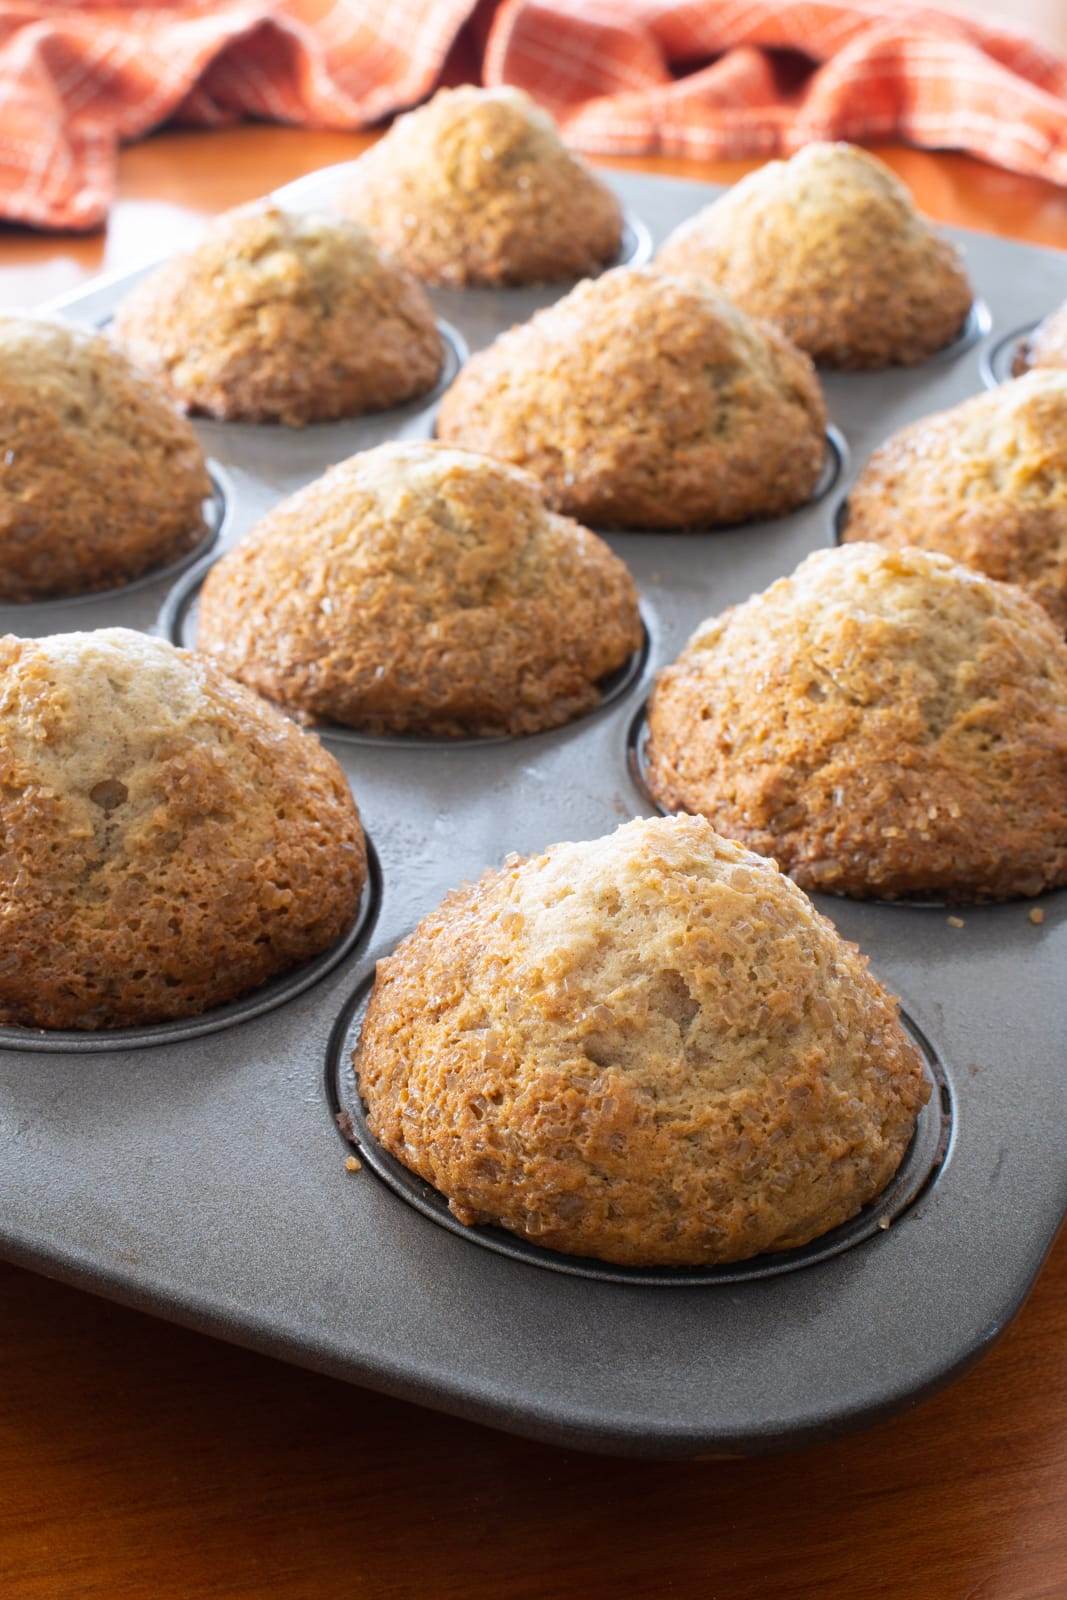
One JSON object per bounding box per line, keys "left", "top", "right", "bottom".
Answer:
{"left": 1, "top": 126, "right": 1065, "bottom": 1600}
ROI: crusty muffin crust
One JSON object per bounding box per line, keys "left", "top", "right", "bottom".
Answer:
{"left": 844, "top": 371, "right": 1067, "bottom": 632}
{"left": 112, "top": 204, "right": 442, "bottom": 426}
{"left": 646, "top": 544, "right": 1067, "bottom": 902}
{"left": 656, "top": 143, "right": 973, "bottom": 369}
{"left": 0, "top": 629, "right": 367, "bottom": 1030}
{"left": 1014, "top": 300, "right": 1067, "bottom": 375}
{"left": 197, "top": 443, "right": 642, "bottom": 738}
{"left": 0, "top": 315, "right": 210, "bottom": 602}
{"left": 340, "top": 86, "right": 622, "bottom": 287}
{"left": 356, "top": 815, "right": 929, "bottom": 1267}
{"left": 436, "top": 268, "right": 828, "bottom": 529}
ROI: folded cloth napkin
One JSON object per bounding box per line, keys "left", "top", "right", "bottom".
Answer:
{"left": 2, "top": 0, "right": 1065, "bottom": 231}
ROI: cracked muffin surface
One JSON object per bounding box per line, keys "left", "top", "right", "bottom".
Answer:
{"left": 1014, "top": 300, "right": 1067, "bottom": 375}
{"left": 356, "top": 814, "right": 929, "bottom": 1267}
{"left": 656, "top": 143, "right": 973, "bottom": 368}
{"left": 0, "top": 628, "right": 366, "bottom": 1030}
{"left": 112, "top": 204, "right": 442, "bottom": 425}
{"left": 646, "top": 544, "right": 1067, "bottom": 902}
{"left": 0, "top": 315, "right": 210, "bottom": 602}
{"left": 844, "top": 372, "right": 1067, "bottom": 632}
{"left": 339, "top": 85, "right": 622, "bottom": 287}
{"left": 197, "top": 442, "right": 642, "bottom": 738}
{"left": 436, "top": 268, "right": 827, "bottom": 528}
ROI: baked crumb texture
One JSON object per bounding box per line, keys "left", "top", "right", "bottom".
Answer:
{"left": 646, "top": 544, "right": 1067, "bottom": 903}
{"left": 356, "top": 814, "right": 930, "bottom": 1267}
{"left": 0, "top": 629, "right": 367, "bottom": 1030}
{"left": 0, "top": 315, "right": 211, "bottom": 602}
{"left": 1014, "top": 300, "right": 1067, "bottom": 375}
{"left": 845, "top": 372, "right": 1067, "bottom": 633}
{"left": 197, "top": 442, "right": 643, "bottom": 738}
{"left": 112, "top": 204, "right": 443, "bottom": 425}
{"left": 339, "top": 85, "right": 623, "bottom": 287}
{"left": 436, "top": 267, "right": 828, "bottom": 529}
{"left": 656, "top": 142, "right": 973, "bottom": 369}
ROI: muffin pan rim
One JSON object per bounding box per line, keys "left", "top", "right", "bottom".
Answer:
{"left": 979, "top": 321, "right": 1037, "bottom": 389}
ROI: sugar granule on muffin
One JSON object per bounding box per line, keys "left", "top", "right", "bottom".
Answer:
{"left": 646, "top": 544, "right": 1067, "bottom": 902}
{"left": 436, "top": 268, "right": 827, "bottom": 529}
{"left": 339, "top": 85, "right": 622, "bottom": 287}
{"left": 113, "top": 204, "right": 442, "bottom": 426}
{"left": 355, "top": 814, "right": 929, "bottom": 1267}
{"left": 844, "top": 371, "right": 1067, "bottom": 632}
{"left": 196, "top": 442, "right": 642, "bottom": 739}
{"left": 0, "top": 315, "right": 211, "bottom": 602}
{"left": 656, "top": 143, "right": 973, "bottom": 369}
{"left": 0, "top": 629, "right": 367, "bottom": 1030}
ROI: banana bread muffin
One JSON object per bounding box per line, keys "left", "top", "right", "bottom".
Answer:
{"left": 112, "top": 204, "right": 442, "bottom": 426}
{"left": 339, "top": 86, "right": 622, "bottom": 287}
{"left": 356, "top": 814, "right": 929, "bottom": 1267}
{"left": 196, "top": 442, "right": 642, "bottom": 738}
{"left": 1013, "top": 300, "right": 1067, "bottom": 375}
{"left": 0, "top": 628, "right": 367, "bottom": 1030}
{"left": 656, "top": 143, "right": 973, "bottom": 368}
{"left": 436, "top": 269, "right": 827, "bottom": 528}
{"left": 0, "top": 315, "right": 211, "bottom": 602}
{"left": 646, "top": 544, "right": 1067, "bottom": 902}
{"left": 844, "top": 371, "right": 1067, "bottom": 632}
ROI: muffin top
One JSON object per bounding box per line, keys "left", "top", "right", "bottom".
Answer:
{"left": 0, "top": 315, "right": 210, "bottom": 602}
{"left": 646, "top": 544, "right": 1067, "bottom": 902}
{"left": 356, "top": 814, "right": 929, "bottom": 1267}
{"left": 112, "top": 204, "right": 442, "bottom": 425}
{"left": 339, "top": 86, "right": 622, "bottom": 287}
{"left": 656, "top": 143, "right": 973, "bottom": 368}
{"left": 196, "top": 442, "right": 642, "bottom": 738}
{"left": 436, "top": 268, "right": 827, "bottom": 529}
{"left": 844, "top": 371, "right": 1067, "bottom": 632}
{"left": 0, "top": 628, "right": 366, "bottom": 1030}
{"left": 1014, "top": 300, "right": 1067, "bottom": 375}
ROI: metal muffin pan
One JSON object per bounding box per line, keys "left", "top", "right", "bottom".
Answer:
{"left": 2, "top": 171, "right": 1065, "bottom": 1459}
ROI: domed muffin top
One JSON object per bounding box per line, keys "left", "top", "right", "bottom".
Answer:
{"left": 112, "top": 204, "right": 442, "bottom": 425}
{"left": 339, "top": 85, "right": 622, "bottom": 286}
{"left": 356, "top": 813, "right": 929, "bottom": 1266}
{"left": 646, "top": 543, "right": 1067, "bottom": 902}
{"left": 0, "top": 628, "right": 366, "bottom": 1029}
{"left": 436, "top": 267, "right": 827, "bottom": 528}
{"left": 196, "top": 441, "right": 642, "bottom": 738}
{"left": 656, "top": 142, "right": 973, "bottom": 368}
{"left": 0, "top": 314, "right": 210, "bottom": 601}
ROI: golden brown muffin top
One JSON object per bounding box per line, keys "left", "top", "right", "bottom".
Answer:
{"left": 197, "top": 442, "right": 642, "bottom": 738}
{"left": 112, "top": 204, "right": 442, "bottom": 425}
{"left": 0, "top": 314, "right": 210, "bottom": 602}
{"left": 1015, "top": 300, "right": 1067, "bottom": 374}
{"left": 646, "top": 543, "right": 1067, "bottom": 902}
{"left": 656, "top": 143, "right": 973, "bottom": 368}
{"left": 0, "top": 628, "right": 366, "bottom": 1030}
{"left": 339, "top": 85, "right": 622, "bottom": 286}
{"left": 844, "top": 371, "right": 1067, "bottom": 631}
{"left": 436, "top": 267, "right": 827, "bottom": 528}
{"left": 357, "top": 814, "right": 929, "bottom": 1266}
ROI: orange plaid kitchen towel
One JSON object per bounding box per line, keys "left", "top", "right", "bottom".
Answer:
{"left": 2, "top": 0, "right": 1065, "bottom": 231}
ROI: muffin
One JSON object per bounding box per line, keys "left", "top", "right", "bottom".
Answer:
{"left": 1013, "top": 300, "right": 1067, "bottom": 375}
{"left": 112, "top": 204, "right": 442, "bottom": 426}
{"left": 339, "top": 86, "right": 622, "bottom": 287}
{"left": 196, "top": 442, "right": 642, "bottom": 738}
{"left": 646, "top": 544, "right": 1067, "bottom": 902}
{"left": 656, "top": 143, "right": 973, "bottom": 368}
{"left": 0, "top": 315, "right": 211, "bottom": 602}
{"left": 356, "top": 814, "right": 929, "bottom": 1267}
{"left": 436, "top": 269, "right": 828, "bottom": 528}
{"left": 0, "top": 629, "right": 367, "bottom": 1030}
{"left": 844, "top": 372, "right": 1067, "bottom": 632}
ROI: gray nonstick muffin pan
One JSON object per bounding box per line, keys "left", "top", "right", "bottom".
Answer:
{"left": 1, "top": 170, "right": 1064, "bottom": 1459}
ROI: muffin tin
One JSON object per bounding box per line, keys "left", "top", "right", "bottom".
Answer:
{"left": 1, "top": 170, "right": 1064, "bottom": 1459}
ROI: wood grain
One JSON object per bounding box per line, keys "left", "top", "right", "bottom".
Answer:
{"left": 1, "top": 124, "right": 1065, "bottom": 1598}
